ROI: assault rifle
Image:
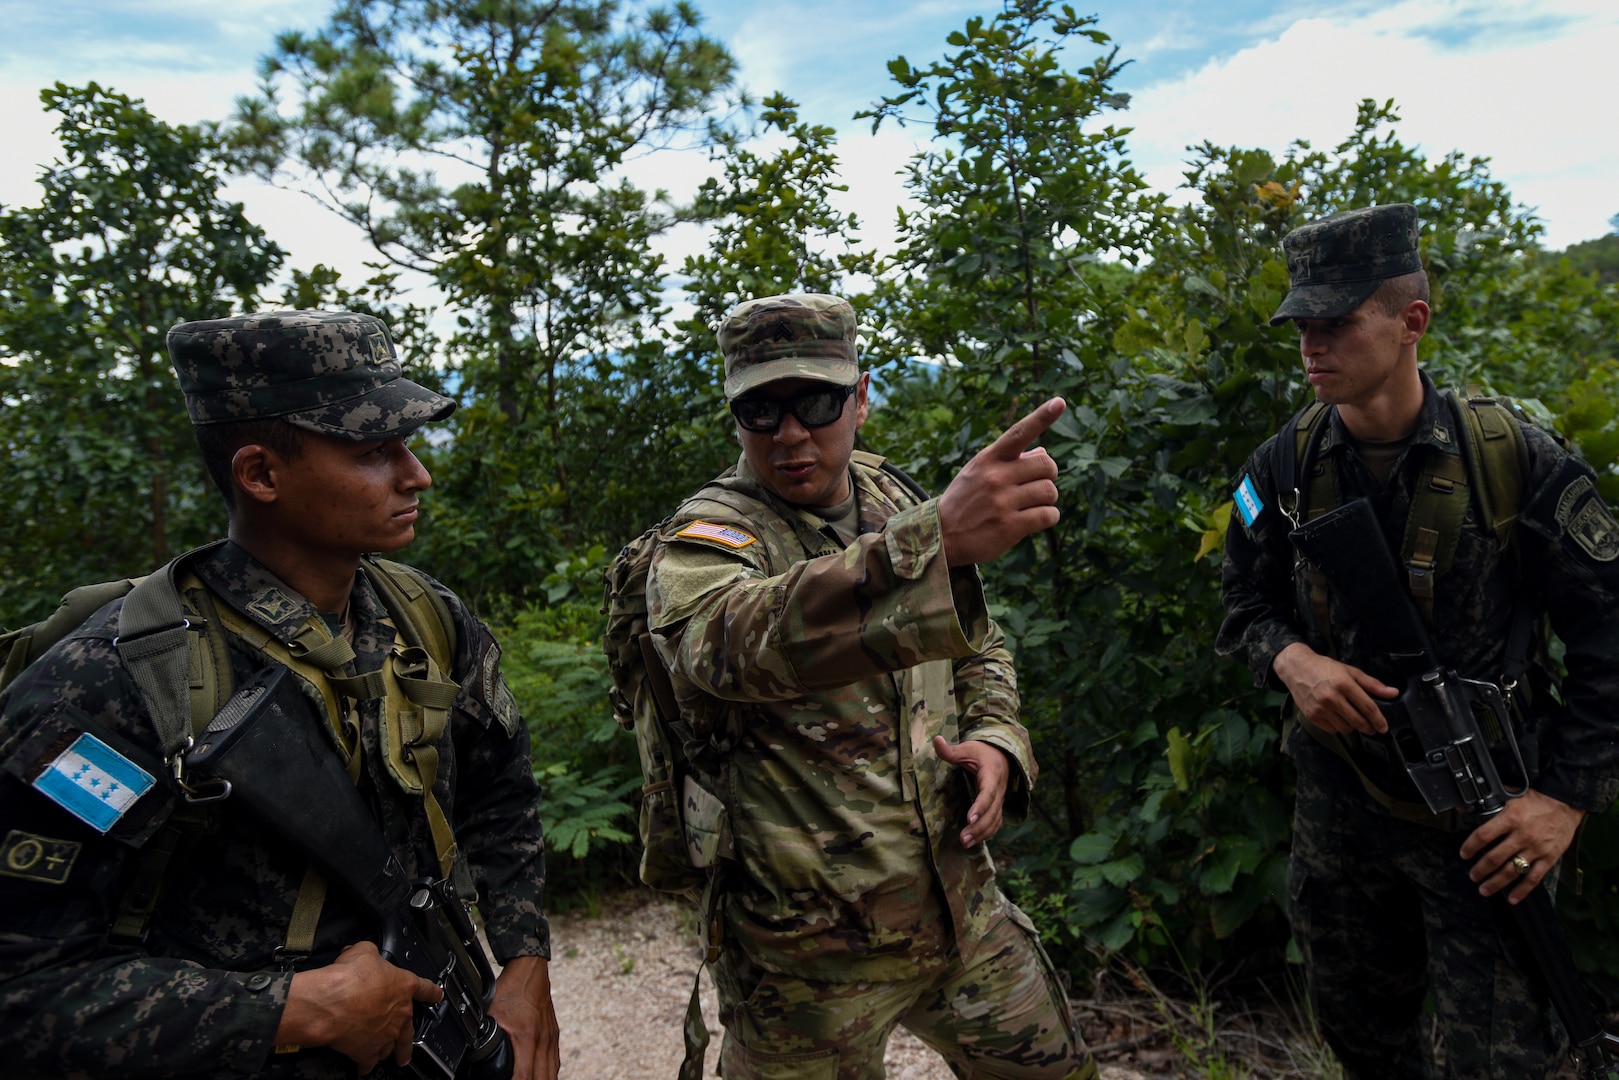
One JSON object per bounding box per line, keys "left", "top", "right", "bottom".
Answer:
{"left": 180, "top": 665, "right": 513, "bottom": 1080}
{"left": 1291, "top": 497, "right": 1619, "bottom": 1079}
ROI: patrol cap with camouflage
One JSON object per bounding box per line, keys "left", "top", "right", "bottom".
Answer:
{"left": 166, "top": 310, "right": 455, "bottom": 440}
{"left": 718, "top": 293, "right": 859, "bottom": 400}
{"left": 1269, "top": 203, "right": 1424, "bottom": 326}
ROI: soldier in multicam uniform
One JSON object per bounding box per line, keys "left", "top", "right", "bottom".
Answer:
{"left": 0, "top": 312, "right": 560, "bottom": 1079}
{"left": 646, "top": 293, "right": 1097, "bottom": 1080}
{"left": 1218, "top": 205, "right": 1619, "bottom": 1079}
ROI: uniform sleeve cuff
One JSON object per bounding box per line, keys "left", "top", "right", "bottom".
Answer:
{"left": 965, "top": 734, "right": 1033, "bottom": 821}
{"left": 485, "top": 918, "right": 553, "bottom": 965}
{"left": 1534, "top": 769, "right": 1619, "bottom": 815}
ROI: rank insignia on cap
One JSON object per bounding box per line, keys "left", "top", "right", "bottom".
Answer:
{"left": 676, "top": 521, "right": 758, "bottom": 549}
{"left": 1234, "top": 475, "right": 1265, "bottom": 528}
{"left": 0, "top": 830, "right": 81, "bottom": 884}
{"left": 31, "top": 733, "right": 156, "bottom": 834}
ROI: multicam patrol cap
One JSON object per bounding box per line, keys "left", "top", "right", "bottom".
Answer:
{"left": 1269, "top": 203, "right": 1424, "bottom": 326}
{"left": 718, "top": 293, "right": 859, "bottom": 400}
{"left": 167, "top": 310, "right": 455, "bottom": 440}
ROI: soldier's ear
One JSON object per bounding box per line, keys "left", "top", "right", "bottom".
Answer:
{"left": 232, "top": 444, "right": 281, "bottom": 506}
{"left": 1401, "top": 300, "right": 1430, "bottom": 344}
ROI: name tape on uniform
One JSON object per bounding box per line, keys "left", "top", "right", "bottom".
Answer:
{"left": 1234, "top": 475, "right": 1264, "bottom": 528}
{"left": 676, "top": 521, "right": 758, "bottom": 549}
{"left": 31, "top": 733, "right": 155, "bottom": 834}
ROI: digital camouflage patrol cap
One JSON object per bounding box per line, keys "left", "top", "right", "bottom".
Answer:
{"left": 166, "top": 310, "right": 455, "bottom": 440}
{"left": 1269, "top": 203, "right": 1424, "bottom": 326}
{"left": 718, "top": 293, "right": 860, "bottom": 400}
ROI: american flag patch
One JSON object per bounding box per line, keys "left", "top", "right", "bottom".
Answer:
{"left": 675, "top": 521, "right": 757, "bottom": 549}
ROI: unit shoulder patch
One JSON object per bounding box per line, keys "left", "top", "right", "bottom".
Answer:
{"left": 1569, "top": 498, "right": 1619, "bottom": 562}
{"left": 674, "top": 520, "right": 758, "bottom": 550}
{"left": 0, "top": 829, "right": 80, "bottom": 884}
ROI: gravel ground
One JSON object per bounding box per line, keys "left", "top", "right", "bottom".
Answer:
{"left": 546, "top": 890, "right": 1174, "bottom": 1080}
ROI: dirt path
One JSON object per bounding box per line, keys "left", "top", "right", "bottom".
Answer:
{"left": 546, "top": 890, "right": 1172, "bottom": 1079}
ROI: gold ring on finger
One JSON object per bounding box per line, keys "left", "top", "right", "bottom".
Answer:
{"left": 1511, "top": 855, "right": 1531, "bottom": 876}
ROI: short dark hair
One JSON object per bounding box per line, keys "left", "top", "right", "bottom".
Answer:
{"left": 193, "top": 419, "right": 308, "bottom": 512}
{"left": 1370, "top": 269, "right": 1430, "bottom": 316}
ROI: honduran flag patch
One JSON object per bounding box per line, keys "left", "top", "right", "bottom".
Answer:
{"left": 1234, "top": 475, "right": 1265, "bottom": 528}
{"left": 31, "top": 733, "right": 155, "bottom": 834}
{"left": 675, "top": 521, "right": 757, "bottom": 549}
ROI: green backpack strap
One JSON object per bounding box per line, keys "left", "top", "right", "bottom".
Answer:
{"left": 1396, "top": 392, "right": 1526, "bottom": 624}
{"left": 1, "top": 579, "right": 139, "bottom": 689}
{"left": 106, "top": 543, "right": 235, "bottom": 945}
{"left": 362, "top": 557, "right": 458, "bottom": 674}
{"left": 113, "top": 540, "right": 231, "bottom": 759}
{"left": 1277, "top": 400, "right": 1337, "bottom": 652}
{"left": 1448, "top": 390, "right": 1527, "bottom": 549}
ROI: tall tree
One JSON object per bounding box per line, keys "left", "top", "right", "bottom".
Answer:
{"left": 860, "top": 0, "right": 1155, "bottom": 393}
{"left": 856, "top": 0, "right": 1168, "bottom": 943}
{"left": 234, "top": 0, "right": 738, "bottom": 603}
{"left": 0, "top": 83, "right": 282, "bottom": 626}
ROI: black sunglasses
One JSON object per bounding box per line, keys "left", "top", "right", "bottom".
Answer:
{"left": 730, "top": 384, "right": 857, "bottom": 433}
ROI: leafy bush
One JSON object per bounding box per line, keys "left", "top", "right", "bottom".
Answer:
{"left": 490, "top": 587, "right": 640, "bottom": 888}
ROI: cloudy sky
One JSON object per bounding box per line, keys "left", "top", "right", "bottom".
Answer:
{"left": 1, "top": 0, "right": 1613, "bottom": 299}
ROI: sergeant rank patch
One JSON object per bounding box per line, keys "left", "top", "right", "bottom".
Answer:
{"left": 31, "top": 733, "right": 155, "bottom": 834}
{"left": 676, "top": 521, "right": 758, "bottom": 549}
{"left": 0, "top": 829, "right": 80, "bottom": 884}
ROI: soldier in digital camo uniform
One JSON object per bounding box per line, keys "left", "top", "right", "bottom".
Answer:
{"left": 646, "top": 293, "right": 1097, "bottom": 1080}
{"left": 1218, "top": 205, "right": 1619, "bottom": 1078}
{"left": 0, "top": 311, "right": 560, "bottom": 1079}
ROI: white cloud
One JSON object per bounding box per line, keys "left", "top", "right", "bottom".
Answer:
{"left": 2, "top": 0, "right": 1611, "bottom": 319}
{"left": 1120, "top": 0, "right": 1619, "bottom": 246}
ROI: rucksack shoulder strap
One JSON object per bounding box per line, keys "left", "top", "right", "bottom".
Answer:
{"left": 116, "top": 540, "right": 231, "bottom": 759}
{"left": 1448, "top": 390, "right": 1527, "bottom": 549}
{"left": 362, "top": 558, "right": 458, "bottom": 674}
{"left": 1277, "top": 400, "right": 1332, "bottom": 525}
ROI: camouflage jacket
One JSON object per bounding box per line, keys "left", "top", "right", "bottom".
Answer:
{"left": 0, "top": 542, "right": 548, "bottom": 1079}
{"left": 1218, "top": 371, "right": 1619, "bottom": 812}
{"left": 646, "top": 452, "right": 1036, "bottom": 982}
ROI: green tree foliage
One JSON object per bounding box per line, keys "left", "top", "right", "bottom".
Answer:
{"left": 858, "top": 0, "right": 1250, "bottom": 966}
{"left": 6, "top": 1, "right": 1619, "bottom": 997}
{"left": 663, "top": 91, "right": 879, "bottom": 491}
{"left": 860, "top": 0, "right": 1155, "bottom": 390}
{"left": 1560, "top": 223, "right": 1619, "bottom": 287}
{"left": 234, "top": 0, "right": 738, "bottom": 605}
{"left": 0, "top": 84, "right": 282, "bottom": 627}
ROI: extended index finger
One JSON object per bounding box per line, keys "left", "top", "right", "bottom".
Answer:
{"left": 984, "top": 397, "right": 1067, "bottom": 460}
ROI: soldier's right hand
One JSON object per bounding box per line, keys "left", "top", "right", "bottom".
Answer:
{"left": 277, "top": 940, "right": 442, "bottom": 1072}
{"left": 1272, "top": 642, "right": 1397, "bottom": 735}
{"left": 938, "top": 398, "right": 1066, "bottom": 567}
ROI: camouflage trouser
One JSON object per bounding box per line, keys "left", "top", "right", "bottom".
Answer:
{"left": 1289, "top": 737, "right": 1566, "bottom": 1080}
{"left": 712, "top": 897, "right": 1098, "bottom": 1080}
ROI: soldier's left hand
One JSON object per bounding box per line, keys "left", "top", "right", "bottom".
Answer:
{"left": 934, "top": 736, "right": 1011, "bottom": 848}
{"left": 488, "top": 956, "right": 561, "bottom": 1080}
{"left": 1461, "top": 789, "right": 1586, "bottom": 904}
